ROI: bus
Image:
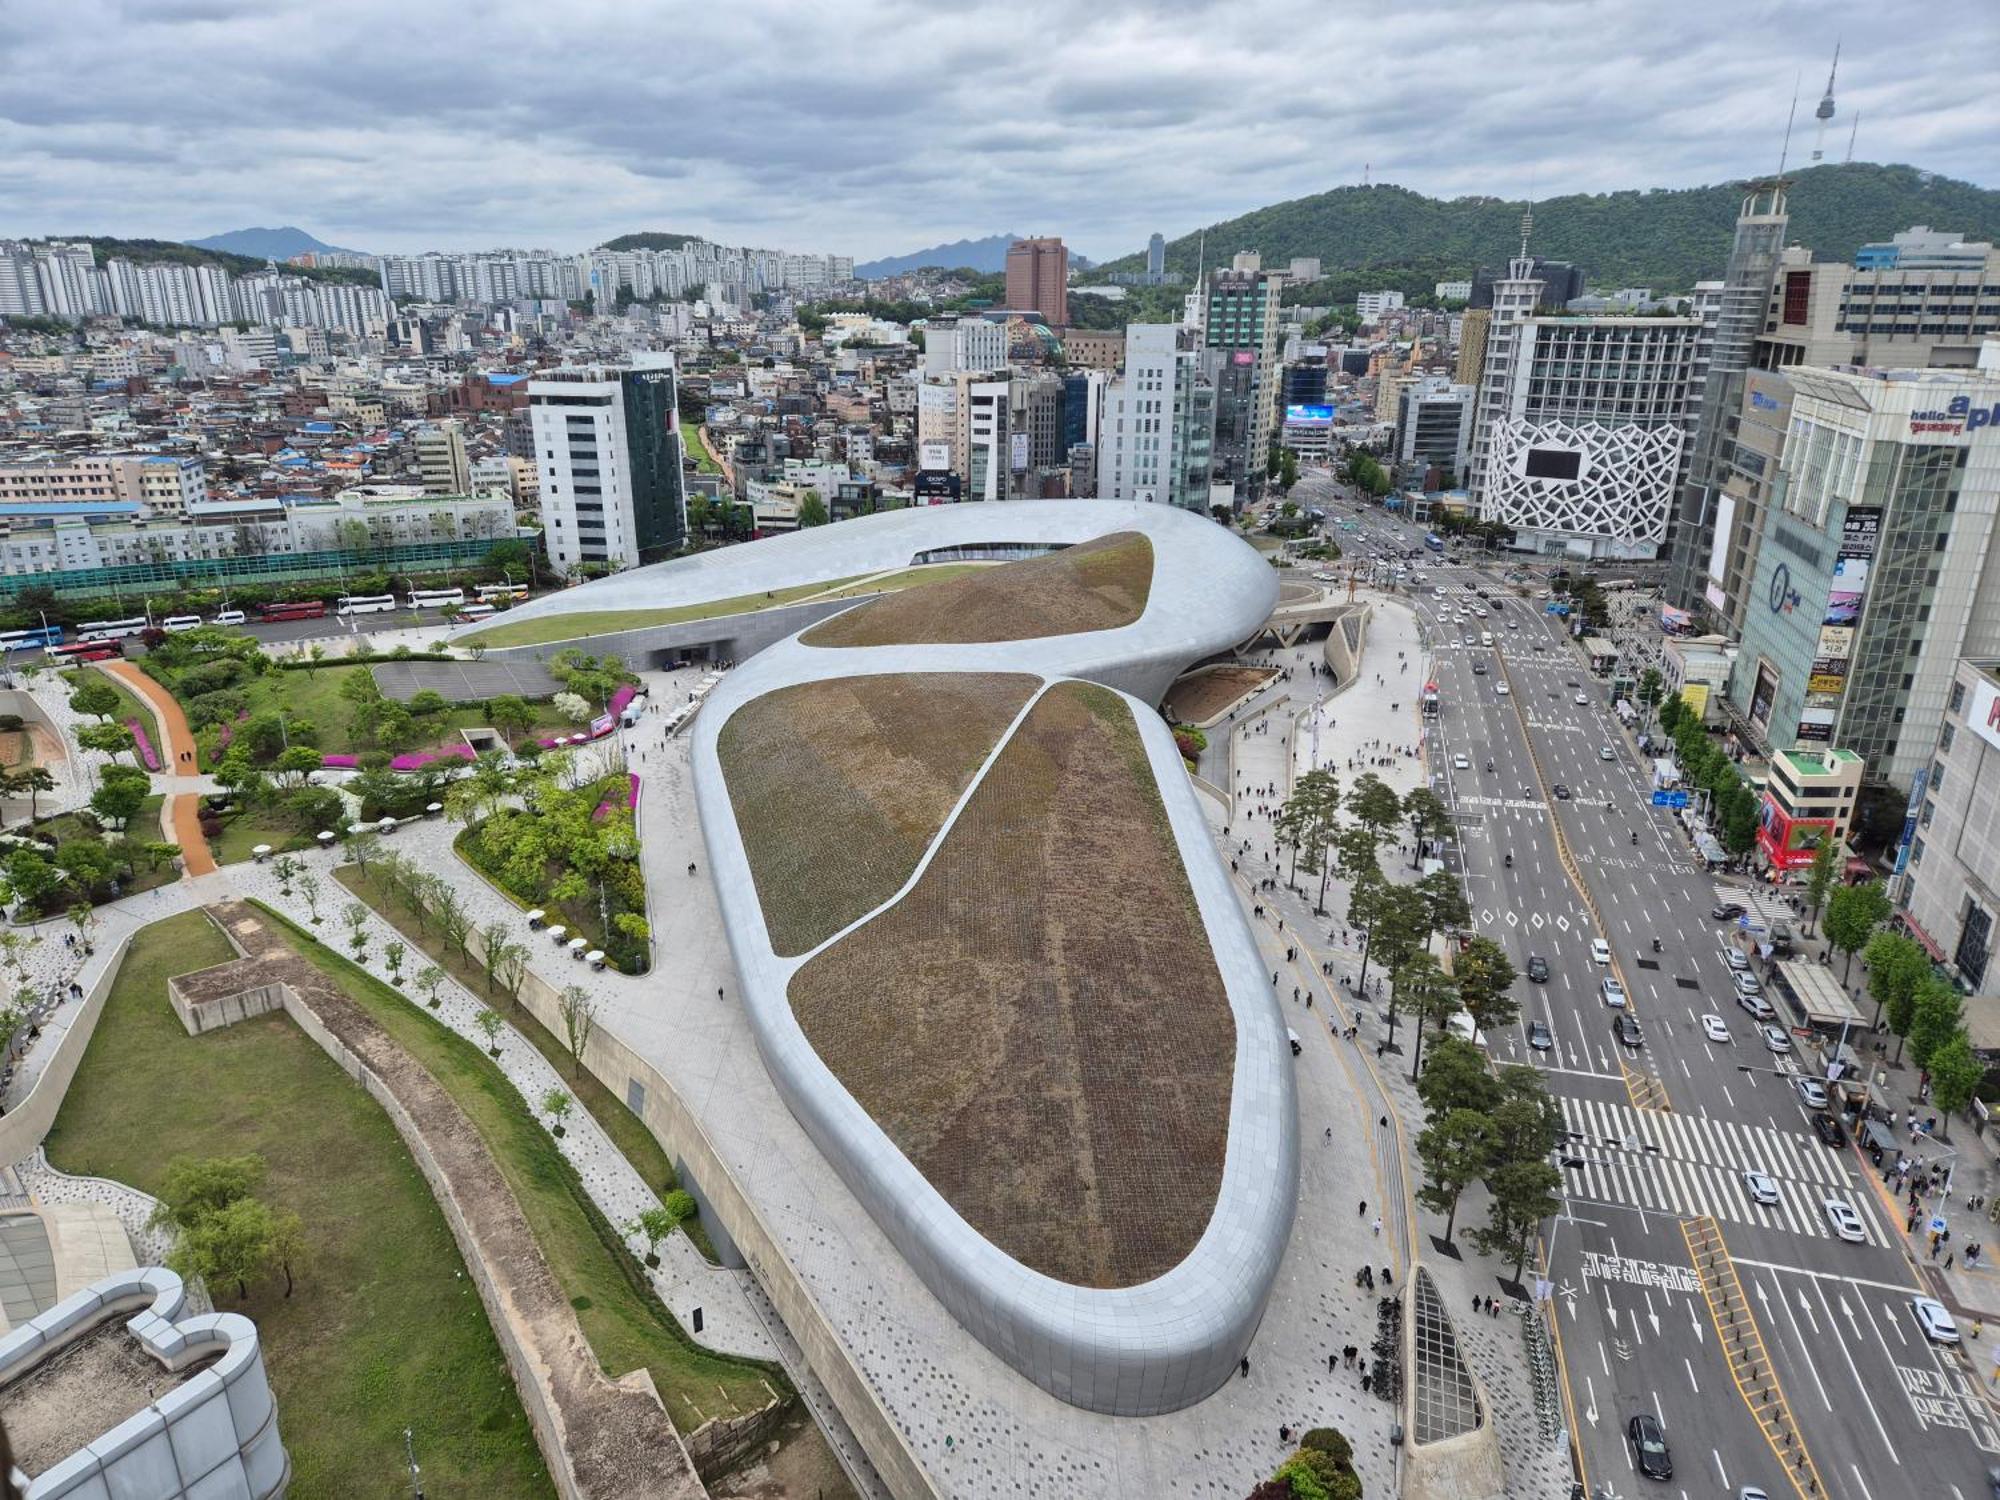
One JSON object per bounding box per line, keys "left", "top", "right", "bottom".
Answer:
{"left": 1424, "top": 533, "right": 1445, "bottom": 554}
{"left": 450, "top": 602, "right": 497, "bottom": 623}
{"left": 476, "top": 582, "right": 528, "bottom": 603}
{"left": 1421, "top": 680, "right": 1440, "bottom": 717}
{"left": 335, "top": 594, "right": 398, "bottom": 615}
{"left": 405, "top": 587, "right": 465, "bottom": 611}
{"left": 256, "top": 599, "right": 327, "bottom": 622}
{"left": 49, "top": 641, "right": 121, "bottom": 664}
{"left": 77, "top": 616, "right": 147, "bottom": 642}
{"left": 0, "top": 625, "right": 63, "bottom": 652}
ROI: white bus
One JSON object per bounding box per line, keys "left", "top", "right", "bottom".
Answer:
{"left": 335, "top": 594, "right": 398, "bottom": 615}
{"left": 450, "top": 602, "right": 497, "bottom": 623}
{"left": 405, "top": 587, "right": 465, "bottom": 611}
{"left": 77, "top": 616, "right": 148, "bottom": 642}
{"left": 476, "top": 582, "right": 528, "bottom": 603}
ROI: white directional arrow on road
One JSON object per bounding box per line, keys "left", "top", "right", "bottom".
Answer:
{"left": 1839, "top": 1295, "right": 1862, "bottom": 1341}
{"left": 1798, "top": 1292, "right": 1820, "bottom": 1335}
{"left": 1606, "top": 1298, "right": 1620, "bottom": 1332}
{"left": 1643, "top": 1290, "right": 1661, "bottom": 1337}
{"left": 1689, "top": 1304, "right": 1704, "bottom": 1343}
{"left": 1597, "top": 1047, "right": 1612, "bottom": 1072}
{"left": 1585, "top": 1375, "right": 1600, "bottom": 1426}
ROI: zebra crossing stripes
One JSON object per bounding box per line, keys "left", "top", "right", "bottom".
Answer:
{"left": 1558, "top": 1097, "right": 1883, "bottom": 1245}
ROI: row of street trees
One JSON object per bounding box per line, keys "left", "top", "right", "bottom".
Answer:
{"left": 1415, "top": 1035, "right": 1563, "bottom": 1273}
{"left": 1654, "top": 693, "right": 1759, "bottom": 856}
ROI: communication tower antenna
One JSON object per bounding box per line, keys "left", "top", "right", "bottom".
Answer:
{"left": 1811, "top": 42, "right": 1839, "bottom": 162}
{"left": 1776, "top": 72, "right": 1801, "bottom": 176}
{"left": 1363, "top": 163, "right": 1370, "bottom": 188}
{"left": 1845, "top": 110, "right": 1861, "bottom": 166}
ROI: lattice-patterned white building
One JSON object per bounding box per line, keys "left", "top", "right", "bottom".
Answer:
{"left": 1466, "top": 254, "right": 1716, "bottom": 559}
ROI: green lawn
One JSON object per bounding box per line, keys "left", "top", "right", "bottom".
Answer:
{"left": 807, "top": 563, "right": 991, "bottom": 600}
{"left": 207, "top": 809, "right": 315, "bottom": 866}
{"left": 461, "top": 576, "right": 881, "bottom": 648}
{"left": 256, "top": 903, "right": 782, "bottom": 1433}
{"left": 45, "top": 911, "right": 551, "bottom": 1498}
{"left": 686, "top": 426, "right": 723, "bottom": 476}
{"left": 333, "top": 863, "right": 720, "bottom": 1264}
{"left": 62, "top": 668, "right": 164, "bottom": 770}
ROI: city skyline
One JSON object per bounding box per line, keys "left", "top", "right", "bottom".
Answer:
{"left": 2, "top": 0, "right": 1995, "bottom": 260}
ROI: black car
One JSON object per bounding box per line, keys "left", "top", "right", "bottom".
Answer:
{"left": 1527, "top": 955, "right": 1551, "bottom": 983}
{"left": 1472, "top": 662, "right": 1488, "bottom": 676}
{"left": 1628, "top": 1413, "right": 1673, "bottom": 1480}
{"left": 1811, "top": 1111, "right": 1847, "bottom": 1148}
{"left": 1528, "top": 1019, "right": 1554, "bottom": 1051}
{"left": 1552, "top": 784, "right": 1572, "bottom": 800}
{"left": 1712, "top": 901, "right": 1747, "bottom": 921}
{"left": 1614, "top": 1014, "right": 1643, "bottom": 1049}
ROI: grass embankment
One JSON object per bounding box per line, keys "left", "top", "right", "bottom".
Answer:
{"left": 45, "top": 911, "right": 551, "bottom": 1497}
{"left": 255, "top": 902, "right": 783, "bottom": 1432}
{"left": 206, "top": 810, "right": 314, "bottom": 866}
{"left": 331, "top": 862, "right": 720, "bottom": 1264}
{"left": 461, "top": 575, "right": 878, "bottom": 649}
{"left": 62, "top": 668, "right": 163, "bottom": 769}
{"left": 686, "top": 425, "right": 722, "bottom": 476}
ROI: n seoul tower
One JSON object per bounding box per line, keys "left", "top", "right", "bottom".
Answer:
{"left": 1811, "top": 43, "right": 1839, "bottom": 162}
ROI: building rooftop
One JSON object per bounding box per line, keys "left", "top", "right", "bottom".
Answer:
{"left": 1773, "top": 747, "right": 1864, "bottom": 775}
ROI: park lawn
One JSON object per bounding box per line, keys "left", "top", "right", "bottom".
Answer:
{"left": 62, "top": 668, "right": 164, "bottom": 771}
{"left": 451, "top": 807, "right": 650, "bottom": 974}
{"left": 332, "top": 862, "right": 720, "bottom": 1264}
{"left": 207, "top": 808, "right": 315, "bottom": 866}
{"left": 461, "top": 575, "right": 880, "bottom": 648}
{"left": 686, "top": 425, "right": 722, "bottom": 475}
{"left": 256, "top": 904, "right": 783, "bottom": 1433}
{"left": 44, "top": 911, "right": 551, "bottom": 1498}
{"left": 806, "top": 563, "right": 992, "bottom": 601}
{"left": 18, "top": 795, "right": 179, "bottom": 908}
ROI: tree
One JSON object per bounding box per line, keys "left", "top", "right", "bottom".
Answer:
{"left": 77, "top": 721, "right": 138, "bottom": 766}
{"left": 1396, "top": 950, "right": 1459, "bottom": 1083}
{"left": 628, "top": 1205, "right": 677, "bottom": 1266}
{"left": 341, "top": 900, "right": 370, "bottom": 958}
{"left": 296, "top": 872, "right": 322, "bottom": 926}
{"left": 557, "top": 983, "right": 598, "bottom": 1074}
{"left": 1635, "top": 666, "right": 1665, "bottom": 732}
{"left": 1345, "top": 772, "right": 1403, "bottom": 856}
{"left": 14, "top": 766, "right": 54, "bottom": 821}
{"left": 271, "top": 744, "right": 324, "bottom": 790}
{"left": 475, "top": 1007, "right": 504, "bottom": 1055}
{"left": 304, "top": 643, "right": 327, "bottom": 676}
{"left": 67, "top": 900, "right": 96, "bottom": 953}
{"left": 1416, "top": 1109, "right": 1491, "bottom": 1240}
{"left": 414, "top": 963, "right": 446, "bottom": 1009}
{"left": 1928, "top": 1033, "right": 1983, "bottom": 1140}
{"left": 543, "top": 1088, "right": 573, "bottom": 1136}
{"left": 67, "top": 678, "right": 122, "bottom": 722}
{"left": 170, "top": 1195, "right": 277, "bottom": 1302}
{"left": 1362, "top": 882, "right": 1431, "bottom": 1045}
{"left": 552, "top": 691, "right": 592, "bottom": 724}
{"left": 1907, "top": 978, "right": 1964, "bottom": 1074}
{"left": 1417, "top": 1035, "right": 1503, "bottom": 1117}
{"left": 1864, "top": 930, "right": 1929, "bottom": 1032}
{"left": 4, "top": 848, "right": 64, "bottom": 908}
{"left": 432, "top": 882, "right": 473, "bottom": 964}
{"left": 1802, "top": 839, "right": 1839, "bottom": 937}
{"left": 492, "top": 939, "right": 529, "bottom": 1005}
{"left": 268, "top": 1207, "right": 305, "bottom": 1297}
{"left": 1401, "top": 786, "right": 1452, "bottom": 871}
{"left": 479, "top": 921, "right": 512, "bottom": 992}
{"left": 1453, "top": 935, "right": 1520, "bottom": 1032}
{"left": 272, "top": 854, "right": 302, "bottom": 895}
{"left": 344, "top": 830, "right": 381, "bottom": 875}
{"left": 384, "top": 939, "right": 406, "bottom": 983}
{"left": 487, "top": 694, "right": 537, "bottom": 745}
{"left": 1824, "top": 880, "right": 1890, "bottom": 981}
{"left": 1274, "top": 768, "right": 1339, "bottom": 897}
{"left": 148, "top": 1153, "right": 266, "bottom": 1233}
{"left": 1473, "top": 1158, "right": 1563, "bottom": 1279}
{"left": 797, "top": 490, "right": 829, "bottom": 527}
{"left": 1414, "top": 867, "right": 1470, "bottom": 943}
{"left": 89, "top": 765, "right": 149, "bottom": 826}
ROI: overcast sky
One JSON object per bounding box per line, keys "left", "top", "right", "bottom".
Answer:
{"left": 3, "top": 0, "right": 1995, "bottom": 262}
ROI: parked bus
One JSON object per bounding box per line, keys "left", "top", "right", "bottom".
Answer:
{"left": 449, "top": 602, "right": 497, "bottom": 623}
{"left": 476, "top": 582, "right": 528, "bottom": 603}
{"left": 255, "top": 599, "right": 327, "bottom": 622}
{"left": 77, "top": 616, "right": 147, "bottom": 642}
{"left": 48, "top": 641, "right": 121, "bottom": 663}
{"left": 405, "top": 587, "right": 465, "bottom": 611}
{"left": 1424, "top": 533, "right": 1445, "bottom": 554}
{"left": 335, "top": 594, "right": 398, "bottom": 615}
{"left": 0, "top": 625, "right": 63, "bottom": 652}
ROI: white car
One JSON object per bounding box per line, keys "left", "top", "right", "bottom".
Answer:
{"left": 1312, "top": 571, "right": 1337, "bottom": 583}
{"left": 1701, "top": 1013, "right": 1731, "bottom": 1043}
{"left": 1733, "top": 970, "right": 1763, "bottom": 998}
{"left": 1590, "top": 938, "right": 1611, "bottom": 965}
{"left": 162, "top": 614, "right": 203, "bottom": 633}
{"left": 1723, "top": 948, "right": 1750, "bottom": 972}
{"left": 1598, "top": 746, "right": 1615, "bottom": 761}
{"left": 1913, "top": 1297, "right": 1961, "bottom": 1345}
{"left": 1453, "top": 753, "right": 1470, "bottom": 770}
{"left": 1496, "top": 682, "right": 1511, "bottom": 696}
{"left": 1822, "top": 1198, "right": 1866, "bottom": 1243}
{"left": 1600, "top": 976, "right": 1627, "bottom": 1008}
{"left": 1795, "top": 1077, "right": 1830, "bottom": 1109}
{"left": 1573, "top": 691, "right": 1589, "bottom": 706}
{"left": 1742, "top": 1170, "right": 1780, "bottom": 1207}
{"left": 1762, "top": 1025, "right": 1792, "bottom": 1054}
{"left": 1507, "top": 620, "right": 1520, "bottom": 630}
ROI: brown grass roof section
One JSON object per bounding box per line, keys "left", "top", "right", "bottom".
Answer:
{"left": 788, "top": 680, "right": 1234, "bottom": 1288}
{"left": 799, "top": 532, "right": 1154, "bottom": 648}
{"left": 717, "top": 672, "right": 1037, "bottom": 956}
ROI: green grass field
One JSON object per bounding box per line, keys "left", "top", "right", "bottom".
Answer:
{"left": 61, "top": 667, "right": 164, "bottom": 769}
{"left": 207, "top": 809, "right": 315, "bottom": 866}
{"left": 461, "top": 575, "right": 879, "bottom": 649}
{"left": 45, "top": 911, "right": 552, "bottom": 1497}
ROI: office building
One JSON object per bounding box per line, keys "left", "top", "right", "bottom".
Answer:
{"left": 1203, "top": 263, "right": 1285, "bottom": 503}
{"left": 1455, "top": 308, "right": 1491, "bottom": 388}
{"left": 1757, "top": 231, "right": 2000, "bottom": 373}
{"left": 1058, "top": 327, "right": 1126, "bottom": 372}
{"left": 1436, "top": 280, "right": 1473, "bottom": 302}
{"left": 1004, "top": 238, "right": 1069, "bottom": 327}
{"left": 1356, "top": 290, "right": 1406, "bottom": 321}
{"left": 1470, "top": 257, "right": 1584, "bottom": 311}
{"left": 1755, "top": 747, "right": 1865, "bottom": 873}
{"left": 529, "top": 354, "right": 687, "bottom": 574}
{"left": 1727, "top": 362, "right": 2000, "bottom": 792}
{"left": 1282, "top": 359, "right": 1328, "bottom": 409}
{"left": 1098, "top": 324, "right": 1216, "bottom": 511}
{"left": 1898, "top": 658, "right": 2000, "bottom": 1004}
{"left": 0, "top": 453, "right": 206, "bottom": 517}
{"left": 1466, "top": 250, "right": 1714, "bottom": 558}
{"left": 416, "top": 420, "right": 471, "bottom": 496}
{"left": 1147, "top": 233, "right": 1166, "bottom": 281}
{"left": 1855, "top": 226, "right": 1994, "bottom": 271}
{"left": 924, "top": 317, "right": 1009, "bottom": 376}
{"left": 1395, "top": 379, "right": 1475, "bottom": 480}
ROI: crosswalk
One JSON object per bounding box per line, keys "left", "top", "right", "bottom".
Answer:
{"left": 1558, "top": 1096, "right": 1887, "bottom": 1246}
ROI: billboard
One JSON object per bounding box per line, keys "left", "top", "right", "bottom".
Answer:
{"left": 1285, "top": 404, "right": 1335, "bottom": 426}
{"left": 1706, "top": 492, "right": 1737, "bottom": 590}
{"left": 1749, "top": 663, "right": 1778, "bottom": 732}
{"left": 1968, "top": 673, "right": 2000, "bottom": 755}
{"left": 1010, "top": 432, "right": 1031, "bottom": 472}
{"left": 1796, "top": 504, "right": 1881, "bottom": 743}
{"left": 913, "top": 471, "right": 961, "bottom": 504}
{"left": 918, "top": 441, "right": 951, "bottom": 472}
{"left": 1660, "top": 605, "right": 1692, "bottom": 634}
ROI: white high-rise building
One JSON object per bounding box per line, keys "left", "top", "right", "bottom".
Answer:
{"left": 529, "top": 353, "right": 686, "bottom": 574}
{"left": 1097, "top": 324, "right": 1216, "bottom": 511}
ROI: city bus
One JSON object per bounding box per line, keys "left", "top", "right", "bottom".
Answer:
{"left": 405, "top": 587, "right": 465, "bottom": 611}
{"left": 476, "top": 582, "right": 528, "bottom": 603}
{"left": 0, "top": 625, "right": 63, "bottom": 652}
{"left": 77, "top": 616, "right": 147, "bottom": 642}
{"left": 335, "top": 594, "right": 398, "bottom": 615}
{"left": 451, "top": 602, "right": 497, "bottom": 623}
{"left": 48, "top": 641, "right": 121, "bottom": 664}
{"left": 256, "top": 599, "right": 327, "bottom": 622}
{"left": 1424, "top": 533, "right": 1445, "bottom": 554}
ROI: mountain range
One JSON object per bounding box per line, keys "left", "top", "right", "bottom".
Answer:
{"left": 185, "top": 226, "right": 368, "bottom": 260}
{"left": 1094, "top": 163, "right": 2000, "bottom": 296}
{"left": 854, "top": 236, "right": 1094, "bottom": 280}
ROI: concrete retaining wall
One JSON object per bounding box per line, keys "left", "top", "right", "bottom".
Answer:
{"left": 0, "top": 929, "right": 134, "bottom": 1171}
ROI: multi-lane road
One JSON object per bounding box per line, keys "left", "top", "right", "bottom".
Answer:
{"left": 1289, "top": 471, "right": 1999, "bottom": 1500}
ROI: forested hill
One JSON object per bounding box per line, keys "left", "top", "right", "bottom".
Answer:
{"left": 1096, "top": 164, "right": 2000, "bottom": 294}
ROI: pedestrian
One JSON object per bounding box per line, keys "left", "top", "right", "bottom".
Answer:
{"left": 1240, "top": 1356, "right": 1250, "bottom": 1378}
{"left": 1329, "top": 1353, "right": 1337, "bottom": 1373}
{"left": 1381, "top": 1267, "right": 1393, "bottom": 1286}
{"left": 1947, "top": 1253, "right": 1956, "bottom": 1270}
{"left": 687, "top": 861, "right": 697, "bottom": 876}
{"left": 1379, "top": 1115, "right": 1388, "bottom": 1130}
{"left": 1372, "top": 1216, "right": 1383, "bottom": 1237}
{"left": 1361, "top": 1373, "right": 1372, "bottom": 1394}
{"left": 1358, "top": 1200, "right": 1367, "bottom": 1216}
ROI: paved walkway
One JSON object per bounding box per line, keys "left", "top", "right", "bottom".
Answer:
{"left": 99, "top": 661, "right": 217, "bottom": 877}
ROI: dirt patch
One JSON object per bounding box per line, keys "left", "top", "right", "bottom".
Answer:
{"left": 717, "top": 673, "right": 1037, "bottom": 956}
{"left": 1163, "top": 665, "right": 1279, "bottom": 724}
{"left": 708, "top": 1407, "right": 860, "bottom": 1500}
{"left": 0, "top": 1321, "right": 215, "bottom": 1477}
{"left": 788, "top": 681, "right": 1234, "bottom": 1288}
{"left": 800, "top": 532, "right": 1153, "bottom": 648}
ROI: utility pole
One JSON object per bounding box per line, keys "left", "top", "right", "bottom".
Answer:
{"left": 403, "top": 1427, "right": 424, "bottom": 1499}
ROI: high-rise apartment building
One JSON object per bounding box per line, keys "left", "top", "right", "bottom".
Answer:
{"left": 1203, "top": 262, "right": 1285, "bottom": 504}
{"left": 1455, "top": 308, "right": 1491, "bottom": 388}
{"left": 923, "top": 317, "right": 1008, "bottom": 376}
{"left": 1147, "top": 234, "right": 1167, "bottom": 281}
{"left": 416, "top": 421, "right": 471, "bottom": 496}
{"left": 1004, "top": 238, "right": 1069, "bottom": 327}
{"left": 1356, "top": 290, "right": 1406, "bottom": 321}
{"left": 528, "top": 354, "right": 686, "bottom": 574}
{"left": 1098, "top": 324, "right": 1216, "bottom": 511}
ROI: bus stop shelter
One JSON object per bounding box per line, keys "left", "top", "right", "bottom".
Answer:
{"left": 1774, "top": 959, "right": 1863, "bottom": 1030}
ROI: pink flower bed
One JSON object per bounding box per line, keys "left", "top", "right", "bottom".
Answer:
{"left": 592, "top": 773, "right": 641, "bottom": 822}
{"left": 125, "top": 719, "right": 161, "bottom": 771}
{"left": 320, "top": 753, "right": 360, "bottom": 769}
{"left": 389, "top": 744, "right": 476, "bottom": 772}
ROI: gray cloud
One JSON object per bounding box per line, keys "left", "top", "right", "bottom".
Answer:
{"left": 0, "top": 0, "right": 1992, "bottom": 262}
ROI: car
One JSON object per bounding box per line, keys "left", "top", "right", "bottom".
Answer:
{"left": 1497, "top": 681, "right": 1511, "bottom": 695}
{"left": 1742, "top": 1170, "right": 1780, "bottom": 1206}
{"left": 1598, "top": 746, "right": 1615, "bottom": 761}
{"left": 1528, "top": 1019, "right": 1555, "bottom": 1051}
{"left": 1312, "top": 571, "right": 1338, "bottom": 583}
{"left": 1913, "top": 1297, "right": 1962, "bottom": 1345}
{"left": 1590, "top": 938, "right": 1610, "bottom": 965}
{"left": 1601, "top": 976, "right": 1627, "bottom": 1008}
{"left": 1474, "top": 607, "right": 1488, "bottom": 619}
{"left": 1739, "top": 1486, "right": 1771, "bottom": 1500}
{"left": 1553, "top": 783, "right": 1572, "bottom": 800}
{"left": 1723, "top": 948, "right": 1750, "bottom": 972}
{"left": 1614, "top": 1014, "right": 1643, "bottom": 1048}
{"left": 1628, "top": 1413, "right": 1673, "bottom": 1481}
{"left": 1527, "top": 956, "right": 1550, "bottom": 983}
{"left": 1795, "top": 1077, "right": 1830, "bottom": 1109}
{"left": 1712, "top": 901, "right": 1747, "bottom": 921}
{"left": 1573, "top": 691, "right": 1589, "bottom": 706}
{"left": 1823, "top": 1198, "right": 1866, "bottom": 1243}
{"left": 1737, "top": 990, "right": 1776, "bottom": 1022}
{"left": 1463, "top": 635, "right": 1478, "bottom": 646}
{"left": 1806, "top": 1112, "right": 1844, "bottom": 1152}
{"left": 1472, "top": 662, "right": 1488, "bottom": 676}
{"left": 1701, "top": 1013, "right": 1731, "bottom": 1043}
{"left": 1762, "top": 1025, "right": 1792, "bottom": 1054}
{"left": 1507, "top": 620, "right": 1520, "bottom": 630}
{"left": 1733, "top": 970, "right": 1763, "bottom": 998}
